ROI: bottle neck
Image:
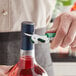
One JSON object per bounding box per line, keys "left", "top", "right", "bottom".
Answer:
{"left": 19, "top": 46, "right": 36, "bottom": 69}
{"left": 20, "top": 45, "right": 35, "bottom": 58}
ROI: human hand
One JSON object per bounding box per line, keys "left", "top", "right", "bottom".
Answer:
{"left": 46, "top": 12, "right": 76, "bottom": 51}
{"left": 0, "top": 65, "right": 12, "bottom": 76}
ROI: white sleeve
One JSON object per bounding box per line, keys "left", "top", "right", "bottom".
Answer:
{"left": 45, "top": 0, "right": 56, "bottom": 24}
{"left": 10, "top": 0, "right": 56, "bottom": 31}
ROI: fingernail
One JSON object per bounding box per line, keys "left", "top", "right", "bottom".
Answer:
{"left": 70, "top": 45, "right": 76, "bottom": 48}
{"left": 50, "top": 42, "right": 56, "bottom": 49}
{"left": 70, "top": 43, "right": 76, "bottom": 47}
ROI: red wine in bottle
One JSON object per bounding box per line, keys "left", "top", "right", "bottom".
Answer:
{"left": 8, "top": 21, "right": 48, "bottom": 76}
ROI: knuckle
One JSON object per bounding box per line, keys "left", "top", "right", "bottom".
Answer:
{"left": 73, "top": 18, "right": 76, "bottom": 22}
{"left": 54, "top": 16, "right": 60, "bottom": 22}
{"left": 61, "top": 13, "right": 72, "bottom": 21}
{"left": 59, "top": 27, "right": 67, "bottom": 36}
{"left": 56, "top": 16, "right": 60, "bottom": 20}
{"left": 67, "top": 35, "right": 73, "bottom": 42}
{"left": 60, "top": 12, "right": 66, "bottom": 16}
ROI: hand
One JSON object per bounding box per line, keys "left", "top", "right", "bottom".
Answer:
{"left": 0, "top": 65, "right": 12, "bottom": 76}
{"left": 46, "top": 12, "right": 76, "bottom": 51}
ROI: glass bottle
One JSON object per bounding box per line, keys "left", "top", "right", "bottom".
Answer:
{"left": 8, "top": 21, "right": 48, "bottom": 76}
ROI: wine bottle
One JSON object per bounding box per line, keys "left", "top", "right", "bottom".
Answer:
{"left": 8, "top": 21, "right": 48, "bottom": 76}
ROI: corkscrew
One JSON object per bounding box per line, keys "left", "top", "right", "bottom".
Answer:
{"left": 24, "top": 33, "right": 56, "bottom": 44}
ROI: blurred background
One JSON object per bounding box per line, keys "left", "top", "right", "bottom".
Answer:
{"left": 48, "top": 0, "right": 76, "bottom": 76}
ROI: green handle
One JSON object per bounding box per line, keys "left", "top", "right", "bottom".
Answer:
{"left": 31, "top": 33, "right": 56, "bottom": 43}
{"left": 38, "top": 38, "right": 46, "bottom": 43}
{"left": 45, "top": 33, "right": 56, "bottom": 38}
{"left": 38, "top": 33, "right": 56, "bottom": 43}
